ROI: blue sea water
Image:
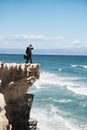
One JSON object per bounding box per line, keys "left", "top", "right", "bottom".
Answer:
{"left": 0, "top": 54, "right": 87, "bottom": 130}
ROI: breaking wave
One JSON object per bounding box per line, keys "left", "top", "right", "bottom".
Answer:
{"left": 67, "top": 86, "right": 87, "bottom": 96}
{"left": 71, "top": 64, "right": 87, "bottom": 69}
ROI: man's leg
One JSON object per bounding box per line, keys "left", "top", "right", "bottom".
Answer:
{"left": 30, "top": 54, "right": 32, "bottom": 63}
{"left": 26, "top": 56, "right": 29, "bottom": 63}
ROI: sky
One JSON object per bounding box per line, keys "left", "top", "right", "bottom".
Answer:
{"left": 0, "top": 0, "right": 87, "bottom": 55}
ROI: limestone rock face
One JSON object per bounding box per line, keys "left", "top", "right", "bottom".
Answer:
{"left": 0, "top": 93, "right": 11, "bottom": 130}
{"left": 0, "top": 62, "right": 40, "bottom": 130}
{"left": 0, "top": 63, "right": 39, "bottom": 103}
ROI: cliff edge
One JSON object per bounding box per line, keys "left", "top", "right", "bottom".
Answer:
{"left": 0, "top": 62, "right": 40, "bottom": 130}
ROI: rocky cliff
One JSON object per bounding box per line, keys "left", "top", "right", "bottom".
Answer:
{"left": 0, "top": 62, "right": 40, "bottom": 130}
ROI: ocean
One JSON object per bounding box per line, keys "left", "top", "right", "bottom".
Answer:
{"left": 0, "top": 54, "right": 87, "bottom": 130}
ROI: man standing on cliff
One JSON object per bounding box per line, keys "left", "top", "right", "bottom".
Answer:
{"left": 25, "top": 44, "right": 34, "bottom": 63}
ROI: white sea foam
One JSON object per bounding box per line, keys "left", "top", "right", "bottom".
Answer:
{"left": 58, "top": 68, "right": 62, "bottom": 71}
{"left": 32, "top": 71, "right": 87, "bottom": 98}
{"left": 71, "top": 64, "right": 87, "bottom": 69}
{"left": 31, "top": 106, "right": 84, "bottom": 130}
{"left": 79, "top": 65, "right": 87, "bottom": 69}
{"left": 67, "top": 86, "right": 87, "bottom": 96}
{"left": 81, "top": 65, "right": 87, "bottom": 69}
{"left": 71, "top": 64, "right": 78, "bottom": 68}
{"left": 30, "top": 69, "right": 87, "bottom": 129}
{"left": 54, "top": 99, "right": 72, "bottom": 103}
{"left": 33, "top": 71, "right": 85, "bottom": 92}
{"left": 30, "top": 108, "right": 51, "bottom": 130}
{"left": 33, "top": 72, "right": 60, "bottom": 89}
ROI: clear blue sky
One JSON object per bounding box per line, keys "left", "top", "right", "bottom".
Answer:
{"left": 0, "top": 0, "right": 87, "bottom": 54}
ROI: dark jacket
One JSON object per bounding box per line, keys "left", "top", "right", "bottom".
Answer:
{"left": 26, "top": 47, "right": 33, "bottom": 55}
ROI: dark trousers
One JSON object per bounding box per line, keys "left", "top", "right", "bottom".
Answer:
{"left": 26, "top": 54, "right": 32, "bottom": 63}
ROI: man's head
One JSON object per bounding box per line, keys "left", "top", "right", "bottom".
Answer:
{"left": 29, "top": 44, "right": 32, "bottom": 47}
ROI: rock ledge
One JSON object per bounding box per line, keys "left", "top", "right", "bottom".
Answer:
{"left": 0, "top": 62, "right": 40, "bottom": 130}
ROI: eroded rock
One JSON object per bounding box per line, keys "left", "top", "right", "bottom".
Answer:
{"left": 0, "top": 62, "right": 40, "bottom": 130}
